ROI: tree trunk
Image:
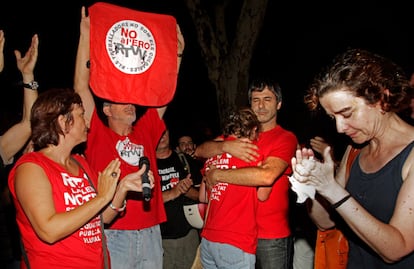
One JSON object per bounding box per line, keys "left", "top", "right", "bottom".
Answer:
{"left": 185, "top": 0, "right": 269, "bottom": 126}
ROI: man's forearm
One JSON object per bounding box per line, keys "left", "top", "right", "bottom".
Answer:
{"left": 214, "top": 166, "right": 271, "bottom": 187}
{"left": 195, "top": 140, "right": 224, "bottom": 159}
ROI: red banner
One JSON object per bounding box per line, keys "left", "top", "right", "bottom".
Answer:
{"left": 89, "top": 2, "right": 177, "bottom": 106}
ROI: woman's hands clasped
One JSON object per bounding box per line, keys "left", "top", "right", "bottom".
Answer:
{"left": 291, "top": 146, "right": 337, "bottom": 197}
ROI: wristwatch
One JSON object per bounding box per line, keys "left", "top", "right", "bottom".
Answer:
{"left": 22, "top": 81, "right": 39, "bottom": 90}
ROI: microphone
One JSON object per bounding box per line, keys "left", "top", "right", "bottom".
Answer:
{"left": 139, "top": 156, "right": 151, "bottom": 201}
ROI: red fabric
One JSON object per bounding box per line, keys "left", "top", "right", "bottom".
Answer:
{"left": 256, "top": 125, "right": 298, "bottom": 239}
{"left": 8, "top": 153, "right": 106, "bottom": 269}
{"left": 89, "top": 2, "right": 177, "bottom": 106}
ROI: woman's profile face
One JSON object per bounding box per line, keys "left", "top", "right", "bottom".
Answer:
{"left": 320, "top": 90, "right": 381, "bottom": 144}
{"left": 69, "top": 104, "right": 89, "bottom": 144}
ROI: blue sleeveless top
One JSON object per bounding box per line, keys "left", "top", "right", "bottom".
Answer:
{"left": 345, "top": 141, "right": 414, "bottom": 268}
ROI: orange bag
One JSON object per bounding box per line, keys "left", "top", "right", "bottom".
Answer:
{"left": 314, "top": 228, "right": 349, "bottom": 269}
{"left": 314, "top": 146, "right": 360, "bottom": 269}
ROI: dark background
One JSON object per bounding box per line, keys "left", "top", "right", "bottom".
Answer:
{"left": 1, "top": 0, "right": 413, "bottom": 147}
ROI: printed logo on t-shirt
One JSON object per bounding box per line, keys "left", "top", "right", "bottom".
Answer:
{"left": 210, "top": 182, "right": 228, "bottom": 202}
{"left": 62, "top": 172, "right": 96, "bottom": 210}
{"left": 115, "top": 137, "right": 144, "bottom": 166}
{"left": 205, "top": 153, "right": 237, "bottom": 170}
{"left": 205, "top": 153, "right": 236, "bottom": 202}
{"left": 79, "top": 216, "right": 102, "bottom": 244}
{"left": 61, "top": 172, "right": 102, "bottom": 244}
{"left": 159, "top": 166, "right": 180, "bottom": 191}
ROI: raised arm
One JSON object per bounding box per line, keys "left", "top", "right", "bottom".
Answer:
{"left": 0, "top": 34, "right": 38, "bottom": 164}
{"left": 74, "top": 6, "right": 95, "bottom": 123}
{"left": 157, "top": 23, "right": 185, "bottom": 119}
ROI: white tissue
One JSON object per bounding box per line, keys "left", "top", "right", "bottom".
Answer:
{"left": 289, "top": 175, "right": 315, "bottom": 203}
{"left": 289, "top": 157, "right": 316, "bottom": 203}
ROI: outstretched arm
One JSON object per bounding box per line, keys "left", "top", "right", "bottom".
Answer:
{"left": 204, "top": 155, "right": 287, "bottom": 190}
{"left": 195, "top": 138, "right": 260, "bottom": 163}
{"left": 73, "top": 6, "right": 95, "bottom": 123}
{"left": 0, "top": 34, "right": 38, "bottom": 164}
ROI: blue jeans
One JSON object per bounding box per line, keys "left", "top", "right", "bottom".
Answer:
{"left": 162, "top": 229, "right": 200, "bottom": 269}
{"left": 255, "top": 236, "right": 293, "bottom": 269}
{"left": 105, "top": 225, "right": 163, "bottom": 269}
{"left": 200, "top": 238, "right": 255, "bottom": 269}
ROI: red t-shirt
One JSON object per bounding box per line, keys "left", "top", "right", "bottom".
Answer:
{"left": 201, "top": 137, "right": 263, "bottom": 254}
{"left": 8, "top": 153, "right": 106, "bottom": 269}
{"left": 256, "top": 125, "right": 298, "bottom": 239}
{"left": 85, "top": 108, "right": 166, "bottom": 230}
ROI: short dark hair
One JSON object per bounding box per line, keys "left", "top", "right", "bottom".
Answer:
{"left": 248, "top": 78, "right": 282, "bottom": 104}
{"left": 31, "top": 88, "right": 82, "bottom": 150}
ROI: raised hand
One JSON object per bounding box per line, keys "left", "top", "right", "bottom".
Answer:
{"left": 97, "top": 158, "right": 121, "bottom": 203}
{"left": 15, "top": 34, "right": 38, "bottom": 78}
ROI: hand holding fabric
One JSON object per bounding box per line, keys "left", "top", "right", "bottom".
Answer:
{"left": 289, "top": 156, "right": 316, "bottom": 203}
{"left": 291, "top": 146, "right": 337, "bottom": 198}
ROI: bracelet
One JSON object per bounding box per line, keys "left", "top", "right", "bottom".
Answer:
{"left": 177, "top": 53, "right": 183, "bottom": 58}
{"left": 109, "top": 199, "right": 127, "bottom": 212}
{"left": 331, "top": 194, "right": 351, "bottom": 209}
{"left": 22, "top": 81, "right": 39, "bottom": 90}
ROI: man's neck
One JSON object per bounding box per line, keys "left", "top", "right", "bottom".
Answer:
{"left": 108, "top": 121, "right": 133, "bottom": 136}
{"left": 156, "top": 147, "right": 172, "bottom": 159}
{"left": 261, "top": 120, "right": 277, "bottom": 132}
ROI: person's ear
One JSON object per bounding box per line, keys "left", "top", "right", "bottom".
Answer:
{"left": 58, "top": 114, "right": 70, "bottom": 134}
{"left": 103, "top": 105, "right": 112, "bottom": 116}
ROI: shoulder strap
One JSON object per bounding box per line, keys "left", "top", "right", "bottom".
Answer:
{"left": 345, "top": 147, "right": 360, "bottom": 179}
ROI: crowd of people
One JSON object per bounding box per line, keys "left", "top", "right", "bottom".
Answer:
{"left": 1, "top": 4, "right": 414, "bottom": 269}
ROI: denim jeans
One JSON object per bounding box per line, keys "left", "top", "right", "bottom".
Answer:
{"left": 162, "top": 229, "right": 200, "bottom": 269}
{"left": 200, "top": 238, "right": 255, "bottom": 269}
{"left": 255, "top": 236, "right": 293, "bottom": 269}
{"left": 105, "top": 225, "right": 163, "bottom": 269}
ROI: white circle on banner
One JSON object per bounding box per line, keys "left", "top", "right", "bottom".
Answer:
{"left": 106, "top": 20, "right": 156, "bottom": 74}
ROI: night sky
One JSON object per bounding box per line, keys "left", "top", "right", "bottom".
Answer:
{"left": 1, "top": 0, "right": 413, "bottom": 145}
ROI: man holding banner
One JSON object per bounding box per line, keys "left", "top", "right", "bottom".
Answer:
{"left": 74, "top": 3, "right": 184, "bottom": 269}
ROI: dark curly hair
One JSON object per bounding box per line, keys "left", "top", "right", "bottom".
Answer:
{"left": 305, "top": 48, "right": 413, "bottom": 113}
